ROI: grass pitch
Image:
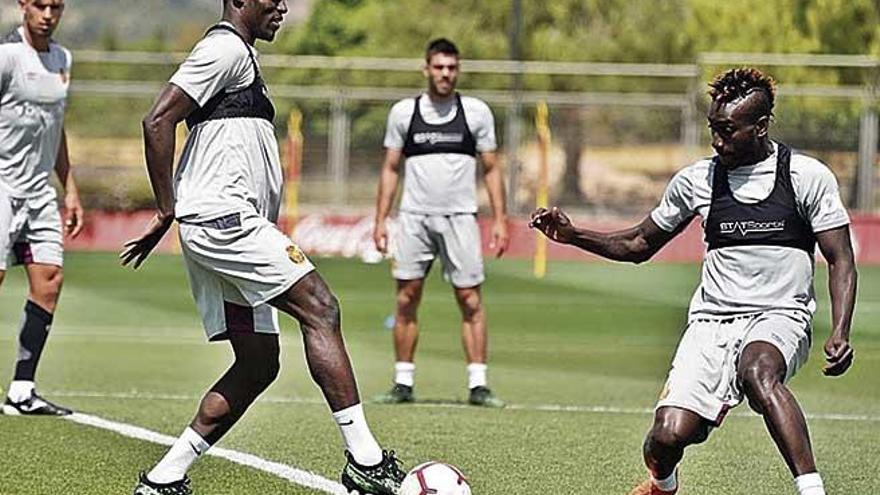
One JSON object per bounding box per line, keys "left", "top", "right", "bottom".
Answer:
{"left": 0, "top": 253, "right": 877, "bottom": 494}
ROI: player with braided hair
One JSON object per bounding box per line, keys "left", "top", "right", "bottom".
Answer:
{"left": 531, "top": 67, "right": 856, "bottom": 495}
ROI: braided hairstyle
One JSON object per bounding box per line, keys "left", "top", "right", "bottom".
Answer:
{"left": 709, "top": 68, "right": 776, "bottom": 119}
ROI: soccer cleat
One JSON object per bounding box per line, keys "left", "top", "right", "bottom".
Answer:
{"left": 132, "top": 472, "right": 192, "bottom": 495}
{"left": 1, "top": 392, "right": 72, "bottom": 416}
{"left": 341, "top": 450, "right": 406, "bottom": 495}
{"left": 373, "top": 383, "right": 414, "bottom": 404}
{"left": 468, "top": 386, "right": 505, "bottom": 408}
{"left": 628, "top": 470, "right": 679, "bottom": 495}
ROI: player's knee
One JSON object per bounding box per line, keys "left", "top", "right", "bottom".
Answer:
{"left": 396, "top": 288, "right": 422, "bottom": 316}
{"left": 647, "top": 425, "right": 691, "bottom": 451}
{"left": 739, "top": 363, "right": 783, "bottom": 414}
{"left": 307, "top": 292, "right": 341, "bottom": 333}
{"left": 32, "top": 268, "right": 63, "bottom": 304}
{"left": 455, "top": 290, "right": 482, "bottom": 320}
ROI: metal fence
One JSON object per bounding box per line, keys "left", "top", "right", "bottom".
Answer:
{"left": 66, "top": 51, "right": 879, "bottom": 216}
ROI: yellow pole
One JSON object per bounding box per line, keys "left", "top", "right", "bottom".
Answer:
{"left": 284, "top": 109, "right": 304, "bottom": 236}
{"left": 534, "top": 102, "right": 550, "bottom": 278}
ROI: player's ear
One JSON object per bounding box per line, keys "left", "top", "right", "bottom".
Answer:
{"left": 755, "top": 114, "right": 770, "bottom": 138}
{"left": 422, "top": 63, "right": 429, "bottom": 79}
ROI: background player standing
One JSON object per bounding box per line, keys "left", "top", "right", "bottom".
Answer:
{"left": 122, "top": 1, "right": 404, "bottom": 494}
{"left": 530, "top": 68, "right": 856, "bottom": 495}
{"left": 0, "top": 0, "right": 83, "bottom": 417}
{"left": 373, "top": 38, "right": 509, "bottom": 407}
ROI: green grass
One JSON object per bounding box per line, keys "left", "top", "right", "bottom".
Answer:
{"left": 0, "top": 253, "right": 877, "bottom": 494}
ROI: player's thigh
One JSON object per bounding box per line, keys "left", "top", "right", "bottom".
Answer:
{"left": 738, "top": 312, "right": 810, "bottom": 384}
{"left": 180, "top": 216, "right": 313, "bottom": 341}
{"left": 392, "top": 212, "right": 436, "bottom": 282}
{"left": 657, "top": 319, "right": 738, "bottom": 425}
{"left": 268, "top": 270, "right": 340, "bottom": 329}
{"left": 19, "top": 198, "right": 64, "bottom": 269}
{"left": 24, "top": 262, "right": 63, "bottom": 293}
{"left": 0, "top": 190, "right": 23, "bottom": 272}
{"left": 395, "top": 277, "right": 426, "bottom": 309}
{"left": 436, "top": 214, "right": 484, "bottom": 289}
{"left": 182, "top": 213, "right": 315, "bottom": 307}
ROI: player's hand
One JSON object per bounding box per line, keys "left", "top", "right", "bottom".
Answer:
{"left": 490, "top": 217, "right": 509, "bottom": 258}
{"left": 373, "top": 219, "right": 388, "bottom": 254}
{"left": 120, "top": 212, "right": 174, "bottom": 269}
{"left": 823, "top": 331, "right": 854, "bottom": 376}
{"left": 529, "top": 206, "right": 575, "bottom": 244}
{"left": 63, "top": 190, "right": 84, "bottom": 238}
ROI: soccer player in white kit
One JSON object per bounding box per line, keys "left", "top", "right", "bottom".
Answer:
{"left": 0, "top": 0, "right": 83, "bottom": 417}
{"left": 373, "top": 38, "right": 509, "bottom": 408}
{"left": 122, "top": 2, "right": 404, "bottom": 494}
{"left": 531, "top": 68, "right": 856, "bottom": 495}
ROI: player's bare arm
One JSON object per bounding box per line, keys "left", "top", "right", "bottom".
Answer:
{"left": 121, "top": 84, "right": 197, "bottom": 268}
{"left": 816, "top": 225, "right": 857, "bottom": 377}
{"left": 373, "top": 147, "right": 403, "bottom": 254}
{"left": 481, "top": 151, "right": 509, "bottom": 257}
{"left": 529, "top": 207, "right": 678, "bottom": 263}
{"left": 53, "top": 128, "right": 83, "bottom": 238}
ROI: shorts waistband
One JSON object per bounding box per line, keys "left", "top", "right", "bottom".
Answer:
{"left": 692, "top": 313, "right": 759, "bottom": 324}
{"left": 178, "top": 212, "right": 241, "bottom": 230}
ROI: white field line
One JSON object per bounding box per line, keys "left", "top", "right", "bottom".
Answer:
{"left": 50, "top": 390, "right": 880, "bottom": 423}
{"left": 64, "top": 412, "right": 347, "bottom": 495}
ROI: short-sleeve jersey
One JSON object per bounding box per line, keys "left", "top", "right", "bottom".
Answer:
{"left": 384, "top": 95, "right": 496, "bottom": 215}
{"left": 0, "top": 27, "right": 71, "bottom": 199}
{"left": 170, "top": 22, "right": 282, "bottom": 223}
{"left": 651, "top": 142, "right": 849, "bottom": 319}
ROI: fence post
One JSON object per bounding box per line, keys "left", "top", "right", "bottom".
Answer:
{"left": 857, "top": 101, "right": 878, "bottom": 212}
{"left": 328, "top": 91, "right": 350, "bottom": 207}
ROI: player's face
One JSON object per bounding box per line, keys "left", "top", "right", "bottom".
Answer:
{"left": 424, "top": 53, "right": 459, "bottom": 97}
{"left": 248, "top": 0, "right": 287, "bottom": 42}
{"left": 707, "top": 98, "right": 769, "bottom": 167}
{"left": 20, "top": 0, "right": 64, "bottom": 39}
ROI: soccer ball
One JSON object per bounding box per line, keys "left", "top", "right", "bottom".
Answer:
{"left": 398, "top": 461, "right": 471, "bottom": 495}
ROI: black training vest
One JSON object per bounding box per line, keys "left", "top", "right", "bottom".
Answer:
{"left": 185, "top": 24, "right": 275, "bottom": 130}
{"left": 402, "top": 94, "right": 477, "bottom": 158}
{"left": 705, "top": 143, "right": 816, "bottom": 254}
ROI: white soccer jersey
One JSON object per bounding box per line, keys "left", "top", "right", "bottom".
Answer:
{"left": 170, "top": 22, "right": 282, "bottom": 223}
{"left": 384, "top": 95, "right": 496, "bottom": 215}
{"left": 651, "top": 142, "right": 850, "bottom": 319}
{"left": 0, "top": 27, "right": 70, "bottom": 199}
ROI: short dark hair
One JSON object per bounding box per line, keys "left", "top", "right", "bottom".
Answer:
{"left": 709, "top": 67, "right": 776, "bottom": 117}
{"left": 425, "top": 38, "right": 459, "bottom": 61}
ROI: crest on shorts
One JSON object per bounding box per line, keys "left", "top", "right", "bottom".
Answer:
{"left": 287, "top": 244, "right": 306, "bottom": 264}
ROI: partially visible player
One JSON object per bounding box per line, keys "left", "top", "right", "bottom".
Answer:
{"left": 122, "top": 1, "right": 404, "bottom": 494}
{"left": 0, "top": 0, "right": 83, "bottom": 417}
{"left": 531, "top": 68, "right": 856, "bottom": 495}
{"left": 373, "top": 38, "right": 509, "bottom": 407}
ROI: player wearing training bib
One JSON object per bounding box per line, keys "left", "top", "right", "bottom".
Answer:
{"left": 0, "top": 0, "right": 83, "bottom": 417}
{"left": 123, "top": 2, "right": 404, "bottom": 494}
{"left": 530, "top": 68, "right": 856, "bottom": 495}
{"left": 373, "top": 38, "right": 509, "bottom": 407}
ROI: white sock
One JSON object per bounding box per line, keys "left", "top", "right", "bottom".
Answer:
{"left": 467, "top": 363, "right": 487, "bottom": 389}
{"left": 7, "top": 380, "right": 35, "bottom": 402}
{"left": 652, "top": 469, "right": 678, "bottom": 492}
{"left": 795, "top": 473, "right": 825, "bottom": 495}
{"left": 394, "top": 361, "right": 415, "bottom": 387}
{"left": 333, "top": 403, "right": 383, "bottom": 466}
{"left": 147, "top": 427, "right": 210, "bottom": 483}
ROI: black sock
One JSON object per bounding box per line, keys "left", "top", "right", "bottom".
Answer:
{"left": 13, "top": 300, "right": 54, "bottom": 381}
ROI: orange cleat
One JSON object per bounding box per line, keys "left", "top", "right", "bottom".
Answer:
{"left": 628, "top": 471, "right": 679, "bottom": 495}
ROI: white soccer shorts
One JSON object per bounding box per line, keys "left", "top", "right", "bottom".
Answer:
{"left": 179, "top": 211, "right": 315, "bottom": 341}
{"left": 656, "top": 311, "right": 811, "bottom": 425}
{"left": 0, "top": 189, "right": 64, "bottom": 271}
{"left": 392, "top": 212, "right": 485, "bottom": 288}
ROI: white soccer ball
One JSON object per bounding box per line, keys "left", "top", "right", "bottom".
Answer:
{"left": 398, "top": 461, "right": 472, "bottom": 495}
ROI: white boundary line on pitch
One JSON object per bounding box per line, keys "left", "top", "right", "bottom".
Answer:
{"left": 63, "top": 412, "right": 348, "bottom": 495}
{"left": 49, "top": 390, "right": 880, "bottom": 423}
